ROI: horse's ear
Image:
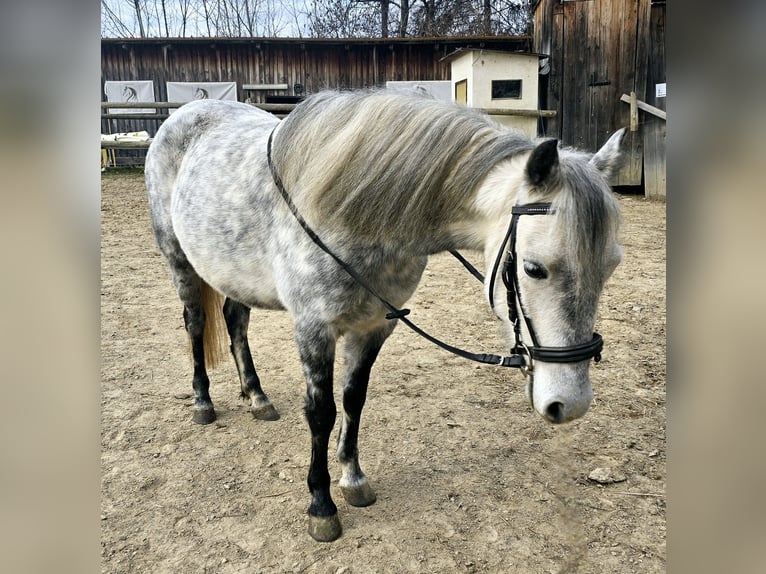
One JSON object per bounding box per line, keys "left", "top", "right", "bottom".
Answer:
{"left": 590, "top": 128, "right": 627, "bottom": 180}
{"left": 526, "top": 139, "right": 559, "bottom": 186}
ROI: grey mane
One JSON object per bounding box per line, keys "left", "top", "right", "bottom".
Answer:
{"left": 271, "top": 90, "right": 534, "bottom": 245}
{"left": 271, "top": 89, "right": 620, "bottom": 286}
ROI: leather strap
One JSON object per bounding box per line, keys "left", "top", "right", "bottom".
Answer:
{"left": 267, "top": 129, "right": 530, "bottom": 370}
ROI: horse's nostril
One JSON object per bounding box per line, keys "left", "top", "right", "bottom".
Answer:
{"left": 545, "top": 401, "right": 565, "bottom": 423}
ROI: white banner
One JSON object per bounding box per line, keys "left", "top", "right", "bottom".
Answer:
{"left": 104, "top": 81, "right": 156, "bottom": 114}
{"left": 166, "top": 82, "right": 237, "bottom": 111}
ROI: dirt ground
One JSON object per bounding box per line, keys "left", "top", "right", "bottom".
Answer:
{"left": 101, "top": 170, "right": 666, "bottom": 573}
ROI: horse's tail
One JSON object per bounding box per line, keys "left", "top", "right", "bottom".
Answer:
{"left": 201, "top": 280, "right": 228, "bottom": 370}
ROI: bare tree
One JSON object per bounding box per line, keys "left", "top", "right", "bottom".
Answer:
{"left": 381, "top": 0, "right": 390, "bottom": 37}
{"left": 306, "top": 0, "right": 380, "bottom": 38}
{"left": 396, "top": 0, "right": 410, "bottom": 37}
{"left": 102, "top": 0, "right": 136, "bottom": 37}
{"left": 357, "top": 0, "right": 391, "bottom": 38}
{"left": 401, "top": 0, "right": 530, "bottom": 37}
{"left": 262, "top": 0, "right": 289, "bottom": 36}
{"left": 160, "top": 0, "right": 170, "bottom": 36}
{"left": 492, "top": 0, "right": 532, "bottom": 35}
{"left": 281, "top": 0, "right": 311, "bottom": 37}
{"left": 100, "top": 0, "right": 531, "bottom": 39}
{"left": 133, "top": 0, "right": 146, "bottom": 36}
{"left": 178, "top": 0, "right": 192, "bottom": 36}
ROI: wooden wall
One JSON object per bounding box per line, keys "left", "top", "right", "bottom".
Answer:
{"left": 101, "top": 37, "right": 531, "bottom": 137}
{"left": 533, "top": 0, "right": 665, "bottom": 194}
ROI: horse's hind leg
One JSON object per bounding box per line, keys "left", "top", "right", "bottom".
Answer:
{"left": 183, "top": 298, "right": 217, "bottom": 425}
{"left": 222, "top": 298, "right": 279, "bottom": 421}
{"left": 161, "top": 244, "right": 220, "bottom": 424}
{"left": 337, "top": 324, "right": 394, "bottom": 508}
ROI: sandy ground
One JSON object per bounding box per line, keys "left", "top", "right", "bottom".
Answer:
{"left": 101, "top": 170, "right": 665, "bottom": 573}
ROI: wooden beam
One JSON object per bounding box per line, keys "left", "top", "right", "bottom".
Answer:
{"left": 101, "top": 102, "right": 187, "bottom": 109}
{"left": 477, "top": 108, "right": 557, "bottom": 118}
{"left": 102, "top": 101, "right": 289, "bottom": 112}
{"left": 101, "top": 140, "right": 152, "bottom": 149}
{"left": 620, "top": 93, "right": 666, "bottom": 120}
{"left": 248, "top": 103, "right": 297, "bottom": 113}
{"left": 242, "top": 83, "right": 289, "bottom": 90}
{"left": 102, "top": 114, "right": 170, "bottom": 120}
{"left": 101, "top": 101, "right": 297, "bottom": 114}
{"left": 630, "top": 91, "right": 639, "bottom": 132}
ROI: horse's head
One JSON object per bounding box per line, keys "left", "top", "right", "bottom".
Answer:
{"left": 485, "top": 129, "right": 625, "bottom": 424}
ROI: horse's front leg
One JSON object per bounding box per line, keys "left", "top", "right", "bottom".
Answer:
{"left": 295, "top": 321, "right": 341, "bottom": 542}
{"left": 337, "top": 324, "right": 394, "bottom": 507}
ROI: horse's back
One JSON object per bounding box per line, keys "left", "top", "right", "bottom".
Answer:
{"left": 146, "top": 99, "right": 276, "bottom": 201}
{"left": 145, "top": 99, "right": 283, "bottom": 307}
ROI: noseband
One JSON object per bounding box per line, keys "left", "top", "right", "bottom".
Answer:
{"left": 486, "top": 203, "right": 604, "bottom": 375}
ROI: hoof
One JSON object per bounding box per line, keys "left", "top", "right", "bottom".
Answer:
{"left": 340, "top": 480, "right": 377, "bottom": 507}
{"left": 251, "top": 401, "right": 280, "bottom": 421}
{"left": 308, "top": 514, "right": 342, "bottom": 542}
{"left": 192, "top": 406, "right": 216, "bottom": 425}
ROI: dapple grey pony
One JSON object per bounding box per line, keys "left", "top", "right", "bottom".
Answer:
{"left": 145, "top": 90, "right": 624, "bottom": 541}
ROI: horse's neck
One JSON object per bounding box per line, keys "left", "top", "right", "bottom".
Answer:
{"left": 442, "top": 157, "right": 527, "bottom": 252}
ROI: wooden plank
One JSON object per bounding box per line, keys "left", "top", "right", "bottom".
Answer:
{"left": 643, "top": 119, "right": 666, "bottom": 198}
{"left": 102, "top": 114, "right": 169, "bottom": 120}
{"left": 644, "top": 2, "right": 666, "bottom": 198}
{"left": 613, "top": 0, "right": 645, "bottom": 186}
{"left": 101, "top": 140, "right": 151, "bottom": 149}
{"left": 101, "top": 102, "right": 188, "bottom": 108}
{"left": 593, "top": 0, "right": 617, "bottom": 147}
{"left": 101, "top": 103, "right": 296, "bottom": 117}
{"left": 647, "top": 2, "right": 666, "bottom": 112}
{"left": 560, "top": 0, "right": 590, "bottom": 148}
{"left": 560, "top": 1, "right": 576, "bottom": 145}
{"left": 252, "top": 103, "right": 297, "bottom": 113}
{"left": 549, "top": 4, "right": 564, "bottom": 138}
{"left": 585, "top": 0, "right": 599, "bottom": 146}
{"left": 242, "top": 83, "right": 288, "bottom": 90}
{"left": 574, "top": 1, "right": 589, "bottom": 149}
{"left": 630, "top": 91, "right": 639, "bottom": 130}
{"left": 477, "top": 108, "right": 557, "bottom": 117}
{"left": 620, "top": 93, "right": 666, "bottom": 120}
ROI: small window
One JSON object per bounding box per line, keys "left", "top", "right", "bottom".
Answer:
{"left": 491, "top": 79, "right": 522, "bottom": 99}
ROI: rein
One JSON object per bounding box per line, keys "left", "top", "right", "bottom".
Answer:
{"left": 266, "top": 128, "right": 603, "bottom": 374}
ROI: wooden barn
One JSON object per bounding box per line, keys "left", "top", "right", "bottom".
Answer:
{"left": 101, "top": 36, "right": 531, "bottom": 133}
{"left": 101, "top": 19, "right": 665, "bottom": 198}
{"left": 532, "top": 0, "right": 666, "bottom": 197}
{"left": 101, "top": 36, "right": 540, "bottom": 167}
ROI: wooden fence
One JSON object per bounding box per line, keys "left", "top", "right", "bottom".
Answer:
{"left": 100, "top": 99, "right": 556, "bottom": 167}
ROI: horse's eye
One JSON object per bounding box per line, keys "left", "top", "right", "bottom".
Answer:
{"left": 523, "top": 260, "right": 548, "bottom": 280}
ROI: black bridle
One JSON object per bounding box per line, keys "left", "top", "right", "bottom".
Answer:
{"left": 267, "top": 129, "right": 603, "bottom": 377}
{"left": 484, "top": 203, "right": 604, "bottom": 376}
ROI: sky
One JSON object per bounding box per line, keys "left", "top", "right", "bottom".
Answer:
{"left": 101, "top": 0, "right": 312, "bottom": 38}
